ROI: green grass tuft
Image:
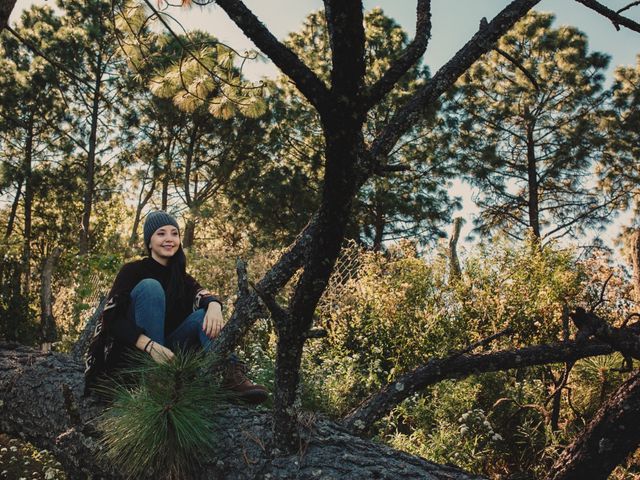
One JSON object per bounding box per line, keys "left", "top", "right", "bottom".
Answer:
{"left": 97, "top": 349, "right": 229, "bottom": 479}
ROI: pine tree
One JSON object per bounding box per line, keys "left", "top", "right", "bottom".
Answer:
{"left": 448, "top": 12, "right": 616, "bottom": 242}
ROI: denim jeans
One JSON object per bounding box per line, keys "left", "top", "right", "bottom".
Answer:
{"left": 128, "top": 278, "right": 212, "bottom": 352}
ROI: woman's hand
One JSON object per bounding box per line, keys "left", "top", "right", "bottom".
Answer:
{"left": 136, "top": 334, "right": 174, "bottom": 364}
{"left": 203, "top": 301, "right": 225, "bottom": 339}
{"left": 148, "top": 342, "right": 174, "bottom": 364}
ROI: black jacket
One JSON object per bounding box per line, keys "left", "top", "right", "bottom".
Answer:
{"left": 84, "top": 257, "right": 221, "bottom": 394}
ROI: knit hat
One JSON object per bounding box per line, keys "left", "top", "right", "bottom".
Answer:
{"left": 143, "top": 211, "right": 180, "bottom": 247}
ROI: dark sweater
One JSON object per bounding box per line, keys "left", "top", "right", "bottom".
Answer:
{"left": 84, "top": 256, "right": 221, "bottom": 393}
{"left": 104, "top": 257, "right": 221, "bottom": 345}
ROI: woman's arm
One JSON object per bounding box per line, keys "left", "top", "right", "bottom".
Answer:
{"left": 135, "top": 334, "right": 175, "bottom": 363}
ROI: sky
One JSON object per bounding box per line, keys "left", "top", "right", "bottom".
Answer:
{"left": 9, "top": 0, "right": 640, "bottom": 250}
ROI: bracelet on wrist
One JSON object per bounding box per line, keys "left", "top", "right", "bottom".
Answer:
{"left": 144, "top": 339, "right": 154, "bottom": 353}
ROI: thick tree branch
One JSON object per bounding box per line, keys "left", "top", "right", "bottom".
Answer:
{"left": 324, "top": 0, "right": 366, "bottom": 100}
{"left": 0, "top": 343, "right": 485, "bottom": 480}
{"left": 211, "top": 0, "right": 331, "bottom": 113}
{"left": 343, "top": 338, "right": 616, "bottom": 434}
{"left": 570, "top": 307, "right": 640, "bottom": 359}
{"left": 0, "top": 0, "right": 17, "bottom": 31}
{"left": 546, "top": 370, "right": 640, "bottom": 480}
{"left": 208, "top": 216, "right": 318, "bottom": 359}
{"left": 368, "top": 0, "right": 541, "bottom": 166}
{"left": 575, "top": 0, "right": 640, "bottom": 32}
{"left": 361, "top": 0, "right": 432, "bottom": 111}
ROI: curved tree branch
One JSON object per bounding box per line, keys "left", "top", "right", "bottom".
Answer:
{"left": 575, "top": 0, "right": 640, "bottom": 32}
{"left": 210, "top": 0, "right": 331, "bottom": 114}
{"left": 361, "top": 0, "right": 432, "bottom": 111}
{"left": 368, "top": 0, "right": 541, "bottom": 168}
{"left": 343, "top": 338, "right": 617, "bottom": 434}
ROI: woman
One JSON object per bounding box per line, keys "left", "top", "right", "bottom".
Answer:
{"left": 84, "top": 210, "right": 267, "bottom": 404}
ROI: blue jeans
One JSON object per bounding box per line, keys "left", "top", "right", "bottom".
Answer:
{"left": 128, "top": 278, "right": 212, "bottom": 352}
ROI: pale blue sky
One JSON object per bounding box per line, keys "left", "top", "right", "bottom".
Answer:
{"left": 11, "top": 0, "right": 640, "bottom": 80}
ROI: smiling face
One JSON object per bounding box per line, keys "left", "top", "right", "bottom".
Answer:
{"left": 148, "top": 225, "right": 181, "bottom": 265}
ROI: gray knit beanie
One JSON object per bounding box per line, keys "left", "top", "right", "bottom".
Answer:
{"left": 143, "top": 211, "right": 180, "bottom": 247}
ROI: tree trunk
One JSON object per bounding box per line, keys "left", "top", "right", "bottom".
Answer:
{"left": 161, "top": 138, "right": 174, "bottom": 211}
{"left": 4, "top": 176, "right": 23, "bottom": 240}
{"left": 0, "top": 0, "right": 17, "bottom": 31}
{"left": 546, "top": 370, "right": 640, "bottom": 480}
{"left": 22, "top": 111, "right": 35, "bottom": 295}
{"left": 525, "top": 114, "right": 540, "bottom": 239}
{"left": 0, "top": 343, "right": 484, "bottom": 480}
{"left": 372, "top": 204, "right": 385, "bottom": 252}
{"left": 129, "top": 173, "right": 156, "bottom": 247}
{"left": 79, "top": 59, "right": 102, "bottom": 255}
{"left": 630, "top": 229, "right": 640, "bottom": 302}
{"left": 448, "top": 217, "right": 464, "bottom": 280}
{"left": 272, "top": 116, "right": 364, "bottom": 451}
{"left": 182, "top": 217, "right": 196, "bottom": 249}
{"left": 39, "top": 247, "right": 62, "bottom": 349}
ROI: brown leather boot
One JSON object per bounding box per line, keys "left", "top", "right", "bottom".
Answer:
{"left": 222, "top": 358, "right": 269, "bottom": 405}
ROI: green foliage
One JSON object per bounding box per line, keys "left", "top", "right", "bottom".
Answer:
{"left": 0, "top": 255, "right": 38, "bottom": 343}
{"left": 598, "top": 55, "right": 640, "bottom": 214}
{"left": 228, "top": 8, "right": 458, "bottom": 248}
{"left": 447, "top": 11, "right": 614, "bottom": 241}
{"left": 292, "top": 237, "right": 632, "bottom": 477}
{"left": 98, "top": 350, "right": 228, "bottom": 479}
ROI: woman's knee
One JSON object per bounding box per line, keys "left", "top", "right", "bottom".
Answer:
{"left": 131, "top": 278, "right": 164, "bottom": 301}
{"left": 184, "top": 309, "right": 205, "bottom": 327}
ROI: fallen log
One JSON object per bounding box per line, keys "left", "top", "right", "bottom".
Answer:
{"left": 0, "top": 342, "right": 483, "bottom": 480}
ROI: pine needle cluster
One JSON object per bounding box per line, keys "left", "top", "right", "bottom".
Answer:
{"left": 97, "top": 349, "right": 228, "bottom": 479}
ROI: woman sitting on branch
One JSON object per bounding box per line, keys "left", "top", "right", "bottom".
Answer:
{"left": 84, "top": 210, "right": 268, "bottom": 404}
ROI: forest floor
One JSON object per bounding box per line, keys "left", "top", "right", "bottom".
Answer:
{"left": 0, "top": 433, "right": 66, "bottom": 480}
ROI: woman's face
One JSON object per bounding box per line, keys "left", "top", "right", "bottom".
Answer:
{"left": 149, "top": 225, "right": 180, "bottom": 264}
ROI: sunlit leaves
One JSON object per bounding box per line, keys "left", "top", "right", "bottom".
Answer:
{"left": 114, "top": 1, "right": 266, "bottom": 120}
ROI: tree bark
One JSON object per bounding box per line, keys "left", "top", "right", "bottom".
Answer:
{"left": 448, "top": 217, "right": 463, "bottom": 280}
{"left": 0, "top": 343, "right": 484, "bottom": 480}
{"left": 525, "top": 112, "right": 540, "bottom": 238}
{"left": 22, "top": 111, "right": 35, "bottom": 295}
{"left": 630, "top": 228, "right": 640, "bottom": 302}
{"left": 4, "top": 176, "right": 22, "bottom": 241}
{"left": 343, "top": 339, "right": 618, "bottom": 434}
{"left": 0, "top": 0, "right": 17, "bottom": 31}
{"left": 39, "top": 246, "right": 62, "bottom": 348}
{"left": 79, "top": 58, "right": 103, "bottom": 255}
{"left": 182, "top": 217, "right": 196, "bottom": 249}
{"left": 545, "top": 370, "right": 640, "bottom": 480}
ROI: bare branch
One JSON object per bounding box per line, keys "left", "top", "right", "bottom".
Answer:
{"left": 235, "top": 258, "right": 249, "bottom": 298}
{"left": 368, "top": 0, "right": 541, "bottom": 171}
{"left": 575, "top": 0, "right": 640, "bottom": 32}
{"left": 210, "top": 0, "right": 330, "bottom": 113}
{"left": 590, "top": 272, "right": 614, "bottom": 313}
{"left": 494, "top": 45, "right": 539, "bottom": 90}
{"left": 343, "top": 337, "right": 616, "bottom": 434}
{"left": 618, "top": 1, "right": 640, "bottom": 15}
{"left": 361, "top": 0, "right": 432, "bottom": 111}
{"left": 373, "top": 163, "right": 411, "bottom": 176}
